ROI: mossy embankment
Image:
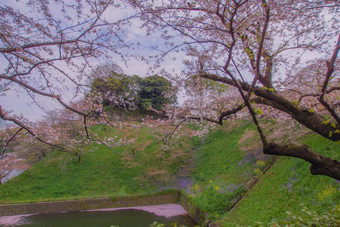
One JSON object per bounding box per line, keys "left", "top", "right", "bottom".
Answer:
{"left": 0, "top": 120, "right": 339, "bottom": 226}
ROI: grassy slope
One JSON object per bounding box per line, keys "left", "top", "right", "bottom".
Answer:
{"left": 0, "top": 120, "right": 339, "bottom": 226}
{"left": 0, "top": 123, "right": 174, "bottom": 203}
{"left": 0, "top": 121, "right": 260, "bottom": 205}
{"left": 192, "top": 121, "right": 254, "bottom": 186}
{"left": 186, "top": 121, "right": 266, "bottom": 219}
{"left": 219, "top": 133, "right": 340, "bottom": 226}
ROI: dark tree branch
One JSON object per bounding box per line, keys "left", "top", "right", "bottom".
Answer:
{"left": 218, "top": 103, "right": 246, "bottom": 124}
{"left": 84, "top": 116, "right": 90, "bottom": 140}
{"left": 254, "top": 0, "right": 270, "bottom": 85}
{"left": 289, "top": 86, "right": 340, "bottom": 104}
{"left": 318, "top": 33, "right": 340, "bottom": 124}
{"left": 264, "top": 143, "right": 340, "bottom": 180}
{"left": 262, "top": 51, "right": 274, "bottom": 88}
{"left": 224, "top": 69, "right": 268, "bottom": 147}
{"left": 162, "top": 118, "right": 187, "bottom": 147}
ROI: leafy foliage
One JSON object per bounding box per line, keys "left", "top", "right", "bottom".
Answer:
{"left": 90, "top": 71, "right": 141, "bottom": 110}
{"left": 139, "top": 75, "right": 177, "bottom": 111}
{"left": 90, "top": 69, "right": 177, "bottom": 111}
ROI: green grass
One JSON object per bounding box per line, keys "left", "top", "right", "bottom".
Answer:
{"left": 0, "top": 146, "right": 145, "bottom": 203}
{"left": 192, "top": 122, "right": 256, "bottom": 185}
{"left": 0, "top": 121, "right": 203, "bottom": 203}
{"left": 0, "top": 120, "right": 339, "bottom": 227}
{"left": 181, "top": 121, "right": 274, "bottom": 220}
{"left": 0, "top": 124, "right": 162, "bottom": 203}
{"left": 219, "top": 133, "right": 340, "bottom": 226}
{"left": 0, "top": 120, "right": 260, "bottom": 205}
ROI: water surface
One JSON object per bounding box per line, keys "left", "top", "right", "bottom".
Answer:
{"left": 2, "top": 208, "right": 196, "bottom": 227}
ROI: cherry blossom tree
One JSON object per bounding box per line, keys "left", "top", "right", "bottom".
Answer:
{"left": 1, "top": 0, "right": 339, "bottom": 180}
{"left": 128, "top": 0, "right": 340, "bottom": 179}
{"left": 0, "top": 0, "right": 134, "bottom": 158}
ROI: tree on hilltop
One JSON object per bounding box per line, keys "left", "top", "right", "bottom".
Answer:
{"left": 90, "top": 71, "right": 142, "bottom": 111}
{"left": 89, "top": 64, "right": 177, "bottom": 112}
{"left": 138, "top": 75, "right": 178, "bottom": 111}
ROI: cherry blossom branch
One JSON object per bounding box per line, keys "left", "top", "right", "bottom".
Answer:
{"left": 0, "top": 40, "right": 78, "bottom": 54}
{"left": 0, "top": 1, "right": 111, "bottom": 54}
{"left": 0, "top": 106, "right": 62, "bottom": 150}
{"left": 0, "top": 127, "right": 23, "bottom": 159}
{"left": 0, "top": 55, "right": 65, "bottom": 78}
{"left": 1, "top": 73, "right": 87, "bottom": 115}
{"left": 0, "top": 106, "right": 83, "bottom": 163}
{"left": 200, "top": 71, "right": 340, "bottom": 142}
{"left": 24, "top": 50, "right": 91, "bottom": 87}
{"left": 244, "top": 0, "right": 271, "bottom": 99}
{"left": 278, "top": 1, "right": 339, "bottom": 10}
{"left": 297, "top": 87, "right": 340, "bottom": 104}
{"left": 218, "top": 2, "right": 269, "bottom": 145}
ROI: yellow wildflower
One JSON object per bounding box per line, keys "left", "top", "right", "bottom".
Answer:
{"left": 318, "top": 185, "right": 336, "bottom": 200}
{"left": 256, "top": 160, "right": 266, "bottom": 167}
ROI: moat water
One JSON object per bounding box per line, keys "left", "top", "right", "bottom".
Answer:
{"left": 0, "top": 204, "right": 196, "bottom": 227}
